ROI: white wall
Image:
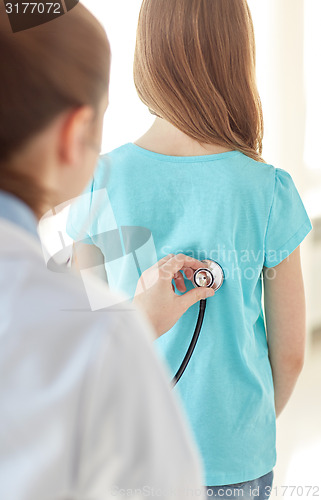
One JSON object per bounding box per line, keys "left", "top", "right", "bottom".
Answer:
{"left": 81, "top": 0, "right": 153, "bottom": 154}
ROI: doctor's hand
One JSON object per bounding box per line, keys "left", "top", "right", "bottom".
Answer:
{"left": 133, "top": 254, "right": 215, "bottom": 338}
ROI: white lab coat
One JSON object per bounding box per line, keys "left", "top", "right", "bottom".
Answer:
{"left": 0, "top": 218, "right": 205, "bottom": 500}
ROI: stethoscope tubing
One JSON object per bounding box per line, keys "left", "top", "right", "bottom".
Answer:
{"left": 171, "top": 260, "right": 224, "bottom": 387}
{"left": 171, "top": 298, "right": 207, "bottom": 386}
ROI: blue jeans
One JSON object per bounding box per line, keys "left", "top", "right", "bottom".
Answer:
{"left": 206, "top": 470, "right": 274, "bottom": 499}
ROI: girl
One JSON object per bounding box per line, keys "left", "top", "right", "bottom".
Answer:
{"left": 67, "top": 0, "right": 312, "bottom": 497}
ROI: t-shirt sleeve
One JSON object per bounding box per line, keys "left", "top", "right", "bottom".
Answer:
{"left": 66, "top": 155, "right": 113, "bottom": 245}
{"left": 66, "top": 177, "right": 95, "bottom": 244}
{"left": 263, "top": 168, "right": 313, "bottom": 268}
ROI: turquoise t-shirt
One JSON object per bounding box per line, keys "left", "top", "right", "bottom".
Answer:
{"left": 67, "top": 143, "right": 312, "bottom": 486}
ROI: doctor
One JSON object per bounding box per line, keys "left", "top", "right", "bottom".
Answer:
{"left": 0, "top": 3, "right": 213, "bottom": 500}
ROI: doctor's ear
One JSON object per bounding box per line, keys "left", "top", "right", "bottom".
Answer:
{"left": 58, "top": 106, "right": 97, "bottom": 168}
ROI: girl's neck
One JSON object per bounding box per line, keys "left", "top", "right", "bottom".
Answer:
{"left": 134, "top": 117, "right": 232, "bottom": 157}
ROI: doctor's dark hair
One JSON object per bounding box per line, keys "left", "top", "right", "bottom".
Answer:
{"left": 134, "top": 0, "right": 264, "bottom": 162}
{"left": 0, "top": 2, "right": 110, "bottom": 210}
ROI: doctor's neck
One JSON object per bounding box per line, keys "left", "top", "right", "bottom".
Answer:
{"left": 135, "top": 117, "right": 233, "bottom": 157}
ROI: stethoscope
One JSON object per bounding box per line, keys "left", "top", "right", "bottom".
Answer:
{"left": 172, "top": 259, "right": 224, "bottom": 386}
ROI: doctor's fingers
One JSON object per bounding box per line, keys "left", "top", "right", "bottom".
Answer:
{"left": 140, "top": 254, "right": 207, "bottom": 292}
{"left": 136, "top": 254, "right": 174, "bottom": 289}
{"left": 159, "top": 254, "right": 208, "bottom": 281}
{"left": 173, "top": 271, "right": 187, "bottom": 293}
{"left": 147, "top": 254, "right": 175, "bottom": 271}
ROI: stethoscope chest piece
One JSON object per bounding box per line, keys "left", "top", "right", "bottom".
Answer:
{"left": 193, "top": 259, "right": 224, "bottom": 292}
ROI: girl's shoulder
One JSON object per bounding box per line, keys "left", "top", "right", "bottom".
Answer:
{"left": 97, "top": 144, "right": 296, "bottom": 197}
{"left": 93, "top": 144, "right": 134, "bottom": 187}
{"left": 229, "top": 154, "right": 301, "bottom": 198}
{"left": 105, "top": 143, "right": 134, "bottom": 163}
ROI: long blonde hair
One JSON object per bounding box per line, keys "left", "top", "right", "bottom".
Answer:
{"left": 134, "top": 0, "right": 264, "bottom": 162}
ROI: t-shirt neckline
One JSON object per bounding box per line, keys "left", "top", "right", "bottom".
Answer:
{"left": 127, "top": 142, "right": 242, "bottom": 163}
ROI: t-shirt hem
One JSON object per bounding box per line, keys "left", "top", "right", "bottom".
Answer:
{"left": 263, "top": 219, "right": 312, "bottom": 268}
{"left": 204, "top": 461, "right": 276, "bottom": 487}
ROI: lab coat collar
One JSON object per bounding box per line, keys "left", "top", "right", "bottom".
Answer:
{"left": 0, "top": 217, "right": 44, "bottom": 261}
{"left": 0, "top": 190, "right": 39, "bottom": 241}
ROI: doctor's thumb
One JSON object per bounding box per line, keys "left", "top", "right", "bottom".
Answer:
{"left": 179, "top": 287, "right": 215, "bottom": 313}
